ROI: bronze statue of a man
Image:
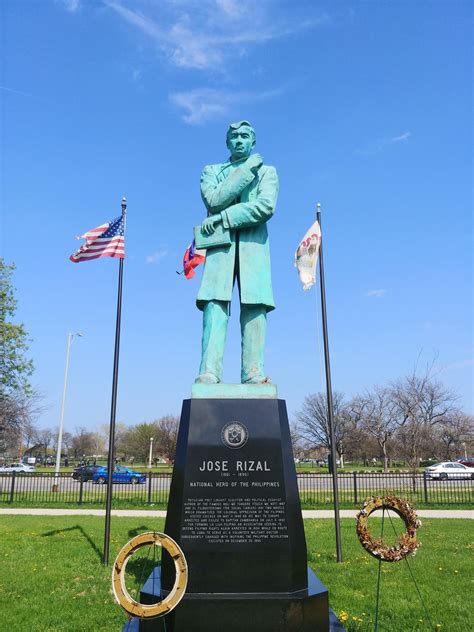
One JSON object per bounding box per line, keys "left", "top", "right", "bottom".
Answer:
{"left": 195, "top": 121, "right": 279, "bottom": 385}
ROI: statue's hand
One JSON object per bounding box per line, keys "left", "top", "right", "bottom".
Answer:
{"left": 246, "top": 153, "right": 263, "bottom": 174}
{"left": 202, "top": 214, "right": 222, "bottom": 236}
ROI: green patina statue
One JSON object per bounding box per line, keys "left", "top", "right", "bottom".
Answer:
{"left": 195, "top": 121, "right": 279, "bottom": 385}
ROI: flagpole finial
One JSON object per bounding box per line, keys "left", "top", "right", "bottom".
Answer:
{"left": 121, "top": 197, "right": 127, "bottom": 214}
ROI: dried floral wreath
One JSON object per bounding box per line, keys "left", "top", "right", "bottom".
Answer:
{"left": 356, "top": 496, "right": 421, "bottom": 562}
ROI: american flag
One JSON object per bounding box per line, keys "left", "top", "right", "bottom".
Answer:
{"left": 69, "top": 215, "right": 125, "bottom": 263}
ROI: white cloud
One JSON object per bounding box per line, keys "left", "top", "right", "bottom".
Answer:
{"left": 366, "top": 289, "right": 387, "bottom": 298}
{"left": 105, "top": 1, "right": 328, "bottom": 71}
{"left": 390, "top": 131, "right": 411, "bottom": 143}
{"left": 356, "top": 131, "right": 411, "bottom": 156}
{"left": 0, "top": 85, "right": 33, "bottom": 98}
{"left": 58, "top": 0, "right": 81, "bottom": 11}
{"left": 169, "top": 86, "right": 285, "bottom": 124}
{"left": 0, "top": 85, "right": 55, "bottom": 106}
{"left": 105, "top": 2, "right": 163, "bottom": 39}
{"left": 170, "top": 89, "right": 228, "bottom": 124}
{"left": 146, "top": 250, "right": 168, "bottom": 264}
{"left": 215, "top": 0, "right": 244, "bottom": 19}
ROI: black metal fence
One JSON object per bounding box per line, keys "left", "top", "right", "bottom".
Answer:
{"left": 0, "top": 472, "right": 472, "bottom": 507}
{"left": 297, "top": 472, "right": 473, "bottom": 507}
{"left": 0, "top": 472, "right": 170, "bottom": 507}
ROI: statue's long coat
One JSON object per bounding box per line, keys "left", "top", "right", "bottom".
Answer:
{"left": 196, "top": 159, "right": 279, "bottom": 312}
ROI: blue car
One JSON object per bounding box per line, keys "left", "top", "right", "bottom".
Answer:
{"left": 92, "top": 465, "right": 146, "bottom": 485}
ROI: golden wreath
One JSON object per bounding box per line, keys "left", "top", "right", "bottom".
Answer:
{"left": 356, "top": 496, "right": 421, "bottom": 562}
{"left": 112, "top": 531, "right": 187, "bottom": 619}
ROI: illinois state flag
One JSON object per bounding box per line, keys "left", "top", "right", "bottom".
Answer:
{"left": 295, "top": 220, "right": 321, "bottom": 290}
{"left": 70, "top": 215, "right": 125, "bottom": 263}
{"left": 181, "top": 240, "right": 205, "bottom": 279}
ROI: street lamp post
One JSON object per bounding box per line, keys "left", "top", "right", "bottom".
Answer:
{"left": 53, "top": 332, "right": 83, "bottom": 491}
{"left": 148, "top": 437, "right": 154, "bottom": 469}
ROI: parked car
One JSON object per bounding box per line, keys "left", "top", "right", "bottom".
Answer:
{"left": 92, "top": 465, "right": 146, "bottom": 485}
{"left": 318, "top": 458, "right": 341, "bottom": 467}
{"left": 0, "top": 463, "right": 36, "bottom": 473}
{"left": 425, "top": 462, "right": 474, "bottom": 480}
{"left": 457, "top": 457, "right": 474, "bottom": 467}
{"left": 71, "top": 465, "right": 98, "bottom": 482}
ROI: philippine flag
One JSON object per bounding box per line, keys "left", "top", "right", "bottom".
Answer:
{"left": 181, "top": 240, "right": 205, "bottom": 279}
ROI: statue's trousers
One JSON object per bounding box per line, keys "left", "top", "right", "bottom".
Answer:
{"left": 199, "top": 300, "right": 266, "bottom": 382}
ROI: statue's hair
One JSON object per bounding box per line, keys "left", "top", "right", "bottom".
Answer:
{"left": 226, "top": 120, "right": 256, "bottom": 143}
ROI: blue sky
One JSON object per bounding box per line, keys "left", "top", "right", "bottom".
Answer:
{"left": 1, "top": 0, "right": 472, "bottom": 433}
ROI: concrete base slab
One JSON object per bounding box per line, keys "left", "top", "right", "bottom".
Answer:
{"left": 191, "top": 383, "right": 278, "bottom": 399}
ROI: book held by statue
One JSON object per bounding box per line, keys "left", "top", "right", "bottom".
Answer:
{"left": 194, "top": 223, "right": 231, "bottom": 250}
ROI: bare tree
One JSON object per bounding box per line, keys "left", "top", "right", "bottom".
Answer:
{"left": 61, "top": 431, "right": 73, "bottom": 457}
{"left": 155, "top": 415, "right": 179, "bottom": 463}
{"left": 289, "top": 422, "right": 305, "bottom": 460}
{"left": 0, "top": 391, "right": 43, "bottom": 455}
{"left": 37, "top": 427, "right": 55, "bottom": 461}
{"left": 111, "top": 422, "right": 130, "bottom": 461}
{"left": 390, "top": 366, "right": 457, "bottom": 486}
{"left": 71, "top": 427, "right": 101, "bottom": 459}
{"left": 296, "top": 392, "right": 350, "bottom": 464}
{"left": 435, "top": 411, "right": 474, "bottom": 461}
{"left": 350, "top": 387, "right": 398, "bottom": 471}
{"left": 22, "top": 420, "right": 38, "bottom": 451}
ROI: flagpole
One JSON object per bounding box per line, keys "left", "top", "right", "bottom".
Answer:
{"left": 103, "top": 196, "right": 127, "bottom": 566}
{"left": 316, "top": 202, "right": 343, "bottom": 563}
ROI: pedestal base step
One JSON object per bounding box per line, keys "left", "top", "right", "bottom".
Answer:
{"left": 121, "top": 567, "right": 345, "bottom": 632}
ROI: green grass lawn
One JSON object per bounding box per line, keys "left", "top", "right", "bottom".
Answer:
{"left": 0, "top": 516, "right": 472, "bottom": 631}
{"left": 2, "top": 483, "right": 471, "bottom": 510}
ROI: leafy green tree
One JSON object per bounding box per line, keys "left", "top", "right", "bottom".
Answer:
{"left": 122, "top": 422, "right": 157, "bottom": 462}
{"left": 0, "top": 258, "right": 36, "bottom": 453}
{"left": 0, "top": 258, "right": 33, "bottom": 396}
{"left": 118, "top": 416, "right": 179, "bottom": 463}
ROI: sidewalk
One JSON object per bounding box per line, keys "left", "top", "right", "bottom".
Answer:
{"left": 0, "top": 508, "right": 472, "bottom": 518}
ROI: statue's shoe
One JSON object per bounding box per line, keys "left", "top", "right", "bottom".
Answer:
{"left": 242, "top": 375, "right": 271, "bottom": 384}
{"left": 194, "top": 373, "right": 220, "bottom": 384}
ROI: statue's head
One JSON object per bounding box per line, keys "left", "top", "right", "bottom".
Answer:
{"left": 226, "top": 120, "right": 256, "bottom": 160}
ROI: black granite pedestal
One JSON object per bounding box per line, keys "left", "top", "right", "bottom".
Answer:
{"left": 123, "top": 398, "right": 345, "bottom": 632}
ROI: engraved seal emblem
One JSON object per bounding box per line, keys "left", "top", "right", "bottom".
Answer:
{"left": 221, "top": 422, "right": 249, "bottom": 449}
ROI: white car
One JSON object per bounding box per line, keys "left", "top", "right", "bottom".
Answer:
{"left": 425, "top": 462, "right": 474, "bottom": 480}
{"left": 0, "top": 463, "right": 36, "bottom": 473}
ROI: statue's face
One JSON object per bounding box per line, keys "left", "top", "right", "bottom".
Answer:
{"left": 226, "top": 126, "right": 255, "bottom": 160}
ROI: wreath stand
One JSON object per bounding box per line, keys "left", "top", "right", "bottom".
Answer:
{"left": 356, "top": 496, "right": 435, "bottom": 631}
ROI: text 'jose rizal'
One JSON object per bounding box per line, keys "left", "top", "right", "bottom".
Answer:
{"left": 198, "top": 460, "right": 271, "bottom": 472}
